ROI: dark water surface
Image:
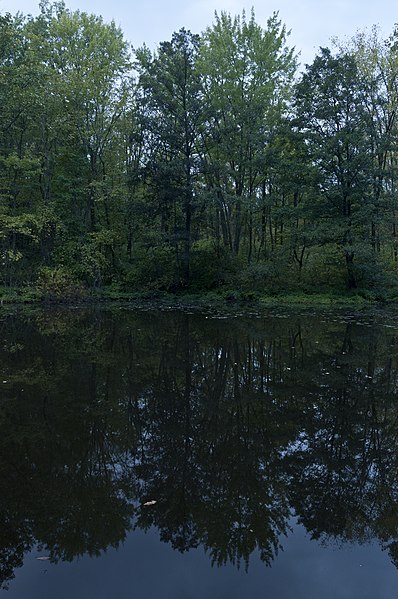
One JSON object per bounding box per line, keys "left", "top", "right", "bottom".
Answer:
{"left": 1, "top": 305, "right": 398, "bottom": 598}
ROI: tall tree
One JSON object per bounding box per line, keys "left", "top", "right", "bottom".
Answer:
{"left": 294, "top": 48, "right": 372, "bottom": 289}
{"left": 337, "top": 27, "right": 398, "bottom": 269}
{"left": 198, "top": 10, "right": 297, "bottom": 256}
{"left": 7, "top": 1, "right": 131, "bottom": 287}
{"left": 135, "top": 29, "right": 203, "bottom": 286}
{"left": 0, "top": 10, "right": 52, "bottom": 286}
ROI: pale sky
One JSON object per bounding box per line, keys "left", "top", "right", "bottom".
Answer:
{"left": 1, "top": 0, "right": 397, "bottom": 66}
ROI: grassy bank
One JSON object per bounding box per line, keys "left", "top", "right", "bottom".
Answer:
{"left": 1, "top": 284, "right": 397, "bottom": 311}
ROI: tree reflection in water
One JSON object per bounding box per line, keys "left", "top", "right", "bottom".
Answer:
{"left": 1, "top": 307, "right": 398, "bottom": 588}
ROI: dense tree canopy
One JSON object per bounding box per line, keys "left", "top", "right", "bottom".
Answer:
{"left": 1, "top": 2, "right": 398, "bottom": 296}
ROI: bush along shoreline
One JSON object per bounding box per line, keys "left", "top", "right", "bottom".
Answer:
{"left": 0, "top": 284, "right": 394, "bottom": 313}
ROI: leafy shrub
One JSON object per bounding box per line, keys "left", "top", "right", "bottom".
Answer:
{"left": 189, "top": 240, "right": 239, "bottom": 290}
{"left": 36, "top": 267, "right": 86, "bottom": 301}
{"left": 122, "top": 245, "right": 177, "bottom": 291}
{"left": 237, "top": 260, "right": 288, "bottom": 292}
{"left": 301, "top": 244, "right": 346, "bottom": 290}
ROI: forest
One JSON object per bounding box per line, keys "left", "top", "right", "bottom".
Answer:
{"left": 2, "top": 0, "right": 398, "bottom": 300}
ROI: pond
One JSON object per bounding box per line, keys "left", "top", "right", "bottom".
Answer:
{"left": 1, "top": 305, "right": 398, "bottom": 598}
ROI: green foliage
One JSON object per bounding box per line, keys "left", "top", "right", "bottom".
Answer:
{"left": 294, "top": 48, "right": 375, "bottom": 290}
{"left": 123, "top": 245, "right": 177, "bottom": 291}
{"left": 2, "top": 3, "right": 398, "bottom": 299}
{"left": 135, "top": 28, "right": 203, "bottom": 285}
{"left": 78, "top": 230, "right": 117, "bottom": 286}
{"left": 36, "top": 266, "right": 86, "bottom": 300}
{"left": 188, "top": 239, "right": 240, "bottom": 290}
{"left": 198, "top": 10, "right": 297, "bottom": 255}
{"left": 0, "top": 285, "right": 40, "bottom": 303}
{"left": 237, "top": 260, "right": 287, "bottom": 292}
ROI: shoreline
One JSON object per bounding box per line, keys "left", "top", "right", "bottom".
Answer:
{"left": 1, "top": 287, "right": 396, "bottom": 313}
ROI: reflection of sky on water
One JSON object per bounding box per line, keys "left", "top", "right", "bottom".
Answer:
{"left": 6, "top": 521, "right": 398, "bottom": 599}
{"left": 2, "top": 307, "right": 398, "bottom": 597}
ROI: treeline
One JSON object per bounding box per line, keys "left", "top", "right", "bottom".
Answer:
{"left": 2, "top": 0, "right": 398, "bottom": 296}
